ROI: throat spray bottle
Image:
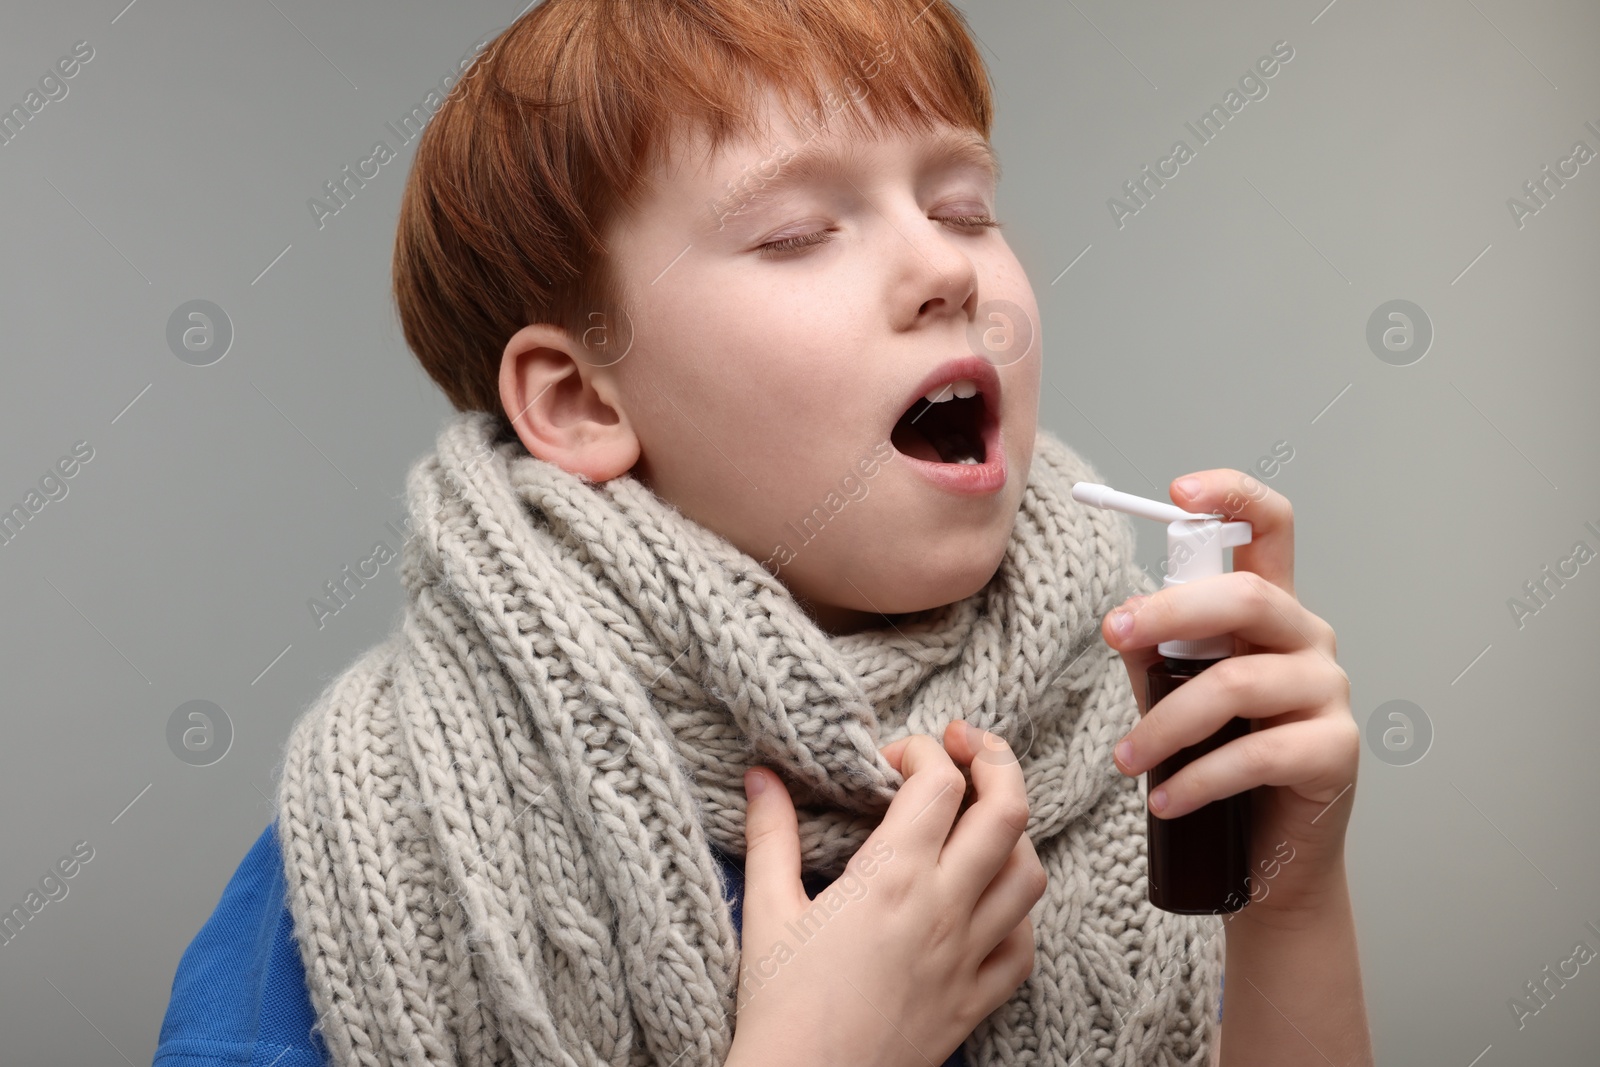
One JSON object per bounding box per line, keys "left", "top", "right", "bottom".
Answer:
{"left": 1071, "top": 482, "right": 1255, "bottom": 914}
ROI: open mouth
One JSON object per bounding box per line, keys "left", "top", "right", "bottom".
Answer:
{"left": 891, "top": 380, "right": 989, "bottom": 465}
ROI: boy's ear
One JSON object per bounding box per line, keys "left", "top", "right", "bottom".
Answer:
{"left": 498, "top": 323, "right": 641, "bottom": 482}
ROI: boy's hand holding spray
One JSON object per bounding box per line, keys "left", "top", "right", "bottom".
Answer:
{"left": 1081, "top": 472, "right": 1359, "bottom": 923}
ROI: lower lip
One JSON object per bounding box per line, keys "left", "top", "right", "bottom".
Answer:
{"left": 895, "top": 417, "right": 1006, "bottom": 496}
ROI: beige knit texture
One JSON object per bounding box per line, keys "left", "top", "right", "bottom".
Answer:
{"left": 274, "top": 410, "right": 1223, "bottom": 1067}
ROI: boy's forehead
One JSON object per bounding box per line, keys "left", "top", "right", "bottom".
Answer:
{"left": 664, "top": 98, "right": 854, "bottom": 189}
{"left": 685, "top": 116, "right": 986, "bottom": 187}
{"left": 651, "top": 81, "right": 984, "bottom": 185}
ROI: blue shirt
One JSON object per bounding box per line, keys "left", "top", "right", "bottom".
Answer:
{"left": 155, "top": 824, "right": 979, "bottom": 1066}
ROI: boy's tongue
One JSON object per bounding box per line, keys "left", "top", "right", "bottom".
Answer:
{"left": 891, "top": 420, "right": 945, "bottom": 463}
{"left": 890, "top": 396, "right": 986, "bottom": 465}
{"left": 883, "top": 415, "right": 979, "bottom": 463}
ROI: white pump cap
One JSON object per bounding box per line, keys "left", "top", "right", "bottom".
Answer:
{"left": 1156, "top": 518, "right": 1254, "bottom": 659}
{"left": 1070, "top": 482, "right": 1254, "bottom": 661}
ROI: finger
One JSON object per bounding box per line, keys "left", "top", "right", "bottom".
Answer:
{"left": 1105, "top": 570, "right": 1333, "bottom": 657}
{"left": 1112, "top": 651, "right": 1346, "bottom": 777}
{"left": 1103, "top": 600, "right": 1159, "bottom": 714}
{"left": 938, "top": 721, "right": 1031, "bottom": 904}
{"left": 879, "top": 735, "right": 914, "bottom": 770}
{"left": 741, "top": 767, "right": 805, "bottom": 917}
{"left": 968, "top": 831, "right": 1046, "bottom": 955}
{"left": 1169, "top": 469, "right": 1295, "bottom": 598}
{"left": 974, "top": 917, "right": 1036, "bottom": 1012}
{"left": 880, "top": 734, "right": 967, "bottom": 863}
{"left": 1147, "top": 717, "right": 1358, "bottom": 819}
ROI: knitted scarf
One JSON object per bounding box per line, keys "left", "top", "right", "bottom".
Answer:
{"left": 274, "top": 409, "right": 1223, "bottom": 1067}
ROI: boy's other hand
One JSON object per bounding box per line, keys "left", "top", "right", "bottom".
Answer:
{"left": 731, "top": 721, "right": 1045, "bottom": 1067}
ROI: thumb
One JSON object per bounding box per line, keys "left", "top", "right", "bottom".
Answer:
{"left": 741, "top": 767, "right": 802, "bottom": 919}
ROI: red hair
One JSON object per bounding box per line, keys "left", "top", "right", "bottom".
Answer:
{"left": 392, "top": 0, "right": 996, "bottom": 438}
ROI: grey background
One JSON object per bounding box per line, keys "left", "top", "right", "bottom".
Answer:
{"left": 1, "top": 0, "right": 1595, "bottom": 1064}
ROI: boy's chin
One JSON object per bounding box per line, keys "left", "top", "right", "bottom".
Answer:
{"left": 885, "top": 565, "right": 1003, "bottom": 615}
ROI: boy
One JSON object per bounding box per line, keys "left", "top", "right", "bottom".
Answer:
{"left": 154, "top": 2, "right": 1371, "bottom": 1065}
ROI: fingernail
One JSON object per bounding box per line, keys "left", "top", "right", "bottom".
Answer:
{"left": 1149, "top": 787, "right": 1168, "bottom": 813}
{"left": 744, "top": 769, "right": 766, "bottom": 797}
{"left": 1110, "top": 610, "right": 1132, "bottom": 637}
{"left": 964, "top": 721, "right": 984, "bottom": 746}
{"left": 1174, "top": 477, "right": 1201, "bottom": 500}
{"left": 1114, "top": 739, "right": 1134, "bottom": 769}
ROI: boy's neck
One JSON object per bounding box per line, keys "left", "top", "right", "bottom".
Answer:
{"left": 798, "top": 596, "right": 898, "bottom": 637}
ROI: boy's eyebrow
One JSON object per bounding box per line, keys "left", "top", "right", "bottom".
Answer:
{"left": 707, "top": 128, "right": 1002, "bottom": 224}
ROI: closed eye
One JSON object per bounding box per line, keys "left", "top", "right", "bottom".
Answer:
{"left": 756, "top": 214, "right": 1005, "bottom": 259}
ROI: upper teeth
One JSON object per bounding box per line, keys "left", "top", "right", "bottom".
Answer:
{"left": 925, "top": 378, "right": 979, "bottom": 403}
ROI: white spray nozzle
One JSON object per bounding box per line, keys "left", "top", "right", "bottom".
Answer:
{"left": 1071, "top": 480, "right": 1253, "bottom": 661}
{"left": 1070, "top": 483, "right": 1223, "bottom": 524}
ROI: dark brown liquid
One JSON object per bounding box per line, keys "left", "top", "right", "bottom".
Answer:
{"left": 1145, "top": 656, "right": 1253, "bottom": 914}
